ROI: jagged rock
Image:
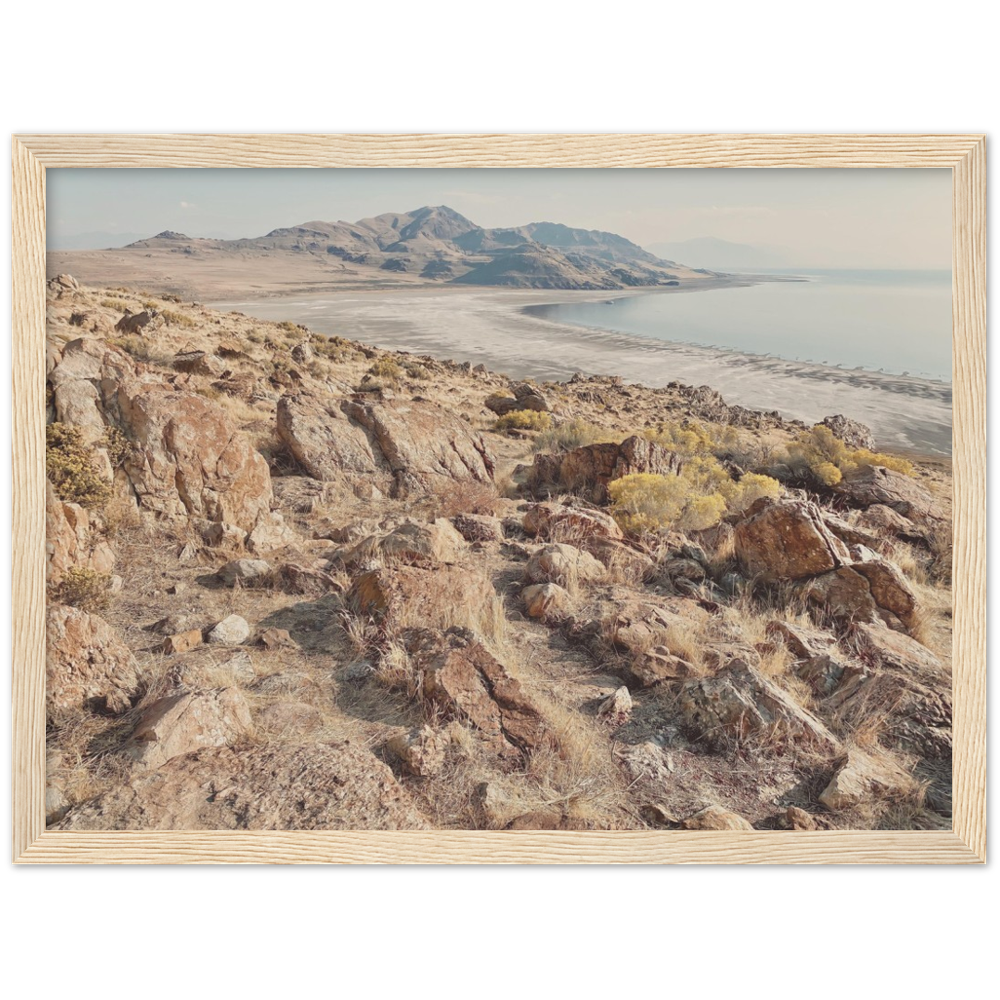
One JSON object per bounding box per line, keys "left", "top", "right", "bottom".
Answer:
{"left": 597, "top": 686, "right": 633, "bottom": 718}
{"left": 484, "top": 394, "right": 519, "bottom": 416}
{"left": 55, "top": 741, "right": 429, "bottom": 830}
{"left": 524, "top": 543, "right": 606, "bottom": 588}
{"left": 663, "top": 557, "right": 706, "bottom": 582}
{"left": 766, "top": 620, "right": 864, "bottom": 696}
{"left": 409, "top": 630, "right": 550, "bottom": 758}
{"left": 856, "top": 504, "right": 928, "bottom": 544}
{"left": 798, "top": 566, "right": 878, "bottom": 623}
{"left": 678, "top": 660, "right": 839, "bottom": 749}
{"left": 819, "top": 415, "right": 876, "bottom": 451}
{"left": 276, "top": 392, "right": 495, "bottom": 494}
{"left": 522, "top": 582, "right": 572, "bottom": 620}
{"left": 853, "top": 622, "right": 942, "bottom": 674}
{"left": 200, "top": 520, "right": 248, "bottom": 549}
{"left": 529, "top": 435, "right": 681, "bottom": 504}
{"left": 452, "top": 513, "right": 505, "bottom": 543}
{"left": 585, "top": 538, "right": 655, "bottom": 582}
{"left": 162, "top": 629, "right": 204, "bottom": 655}
{"left": 386, "top": 725, "right": 451, "bottom": 777}
{"left": 682, "top": 805, "right": 754, "bottom": 831}
{"left": 819, "top": 749, "right": 912, "bottom": 811}
{"left": 46, "top": 483, "right": 115, "bottom": 587}
{"left": 116, "top": 383, "right": 273, "bottom": 533}
{"left": 523, "top": 501, "right": 624, "bottom": 543}
{"left": 218, "top": 558, "right": 272, "bottom": 586}
{"left": 850, "top": 555, "right": 918, "bottom": 628}
{"left": 206, "top": 614, "right": 250, "bottom": 645}
{"left": 126, "top": 687, "right": 252, "bottom": 769}
{"left": 833, "top": 466, "right": 941, "bottom": 523}
{"left": 605, "top": 596, "right": 709, "bottom": 659}
{"left": 347, "top": 565, "right": 496, "bottom": 630}
{"left": 630, "top": 647, "right": 697, "bottom": 686}
{"left": 245, "top": 514, "right": 299, "bottom": 553}
{"left": 734, "top": 498, "right": 850, "bottom": 582}
{"left": 46, "top": 605, "right": 141, "bottom": 718}
{"left": 173, "top": 351, "right": 227, "bottom": 377}
{"left": 274, "top": 562, "right": 342, "bottom": 595}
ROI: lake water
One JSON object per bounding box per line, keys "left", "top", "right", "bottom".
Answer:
{"left": 525, "top": 269, "right": 953, "bottom": 382}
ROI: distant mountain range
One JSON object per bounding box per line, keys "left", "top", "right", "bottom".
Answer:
{"left": 644, "top": 236, "right": 792, "bottom": 272}
{"left": 113, "top": 206, "right": 721, "bottom": 291}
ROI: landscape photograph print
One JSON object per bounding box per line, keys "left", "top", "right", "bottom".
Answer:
{"left": 42, "top": 166, "right": 954, "bottom": 834}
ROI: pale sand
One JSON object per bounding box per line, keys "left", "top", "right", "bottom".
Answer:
{"left": 208, "top": 286, "right": 953, "bottom": 457}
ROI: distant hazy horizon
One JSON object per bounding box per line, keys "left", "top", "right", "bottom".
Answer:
{"left": 47, "top": 168, "right": 951, "bottom": 270}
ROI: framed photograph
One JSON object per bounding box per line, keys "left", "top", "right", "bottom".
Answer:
{"left": 12, "top": 133, "right": 985, "bottom": 864}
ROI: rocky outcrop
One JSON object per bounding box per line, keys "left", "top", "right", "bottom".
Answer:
{"left": 46, "top": 604, "right": 141, "bottom": 717}
{"left": 818, "top": 415, "right": 875, "bottom": 451}
{"left": 833, "top": 466, "right": 941, "bottom": 523}
{"left": 678, "top": 660, "right": 839, "bottom": 750}
{"left": 125, "top": 687, "right": 252, "bottom": 769}
{"left": 46, "top": 482, "right": 115, "bottom": 587}
{"left": 117, "top": 383, "right": 272, "bottom": 533}
{"left": 408, "top": 629, "right": 550, "bottom": 759}
{"left": 277, "top": 392, "right": 495, "bottom": 495}
{"left": 529, "top": 435, "right": 681, "bottom": 503}
{"left": 55, "top": 741, "right": 429, "bottom": 831}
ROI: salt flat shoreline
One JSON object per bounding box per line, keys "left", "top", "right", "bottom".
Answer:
{"left": 207, "top": 284, "right": 953, "bottom": 457}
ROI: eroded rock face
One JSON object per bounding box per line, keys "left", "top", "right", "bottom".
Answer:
{"left": 125, "top": 688, "right": 252, "bottom": 769}
{"left": 277, "top": 392, "right": 495, "bottom": 495}
{"left": 408, "top": 629, "right": 551, "bottom": 759}
{"left": 529, "top": 435, "right": 682, "bottom": 503}
{"left": 55, "top": 741, "right": 429, "bottom": 831}
{"left": 46, "top": 604, "right": 141, "bottom": 718}
{"left": 678, "top": 660, "right": 839, "bottom": 750}
{"left": 46, "top": 482, "right": 115, "bottom": 587}
{"left": 735, "top": 499, "right": 850, "bottom": 583}
{"left": 117, "top": 384, "right": 272, "bottom": 533}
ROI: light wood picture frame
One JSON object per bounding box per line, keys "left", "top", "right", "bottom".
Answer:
{"left": 11, "top": 133, "right": 986, "bottom": 864}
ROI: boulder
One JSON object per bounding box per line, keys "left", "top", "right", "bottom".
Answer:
{"left": 46, "top": 482, "right": 115, "bottom": 587}
{"left": 850, "top": 555, "right": 919, "bottom": 628}
{"left": 678, "top": 660, "right": 839, "bottom": 750}
{"left": 819, "top": 749, "right": 913, "bottom": 811}
{"left": 125, "top": 687, "right": 252, "bottom": 769}
{"left": 522, "top": 582, "right": 572, "bottom": 620}
{"left": 523, "top": 501, "right": 624, "bottom": 544}
{"left": 734, "top": 499, "right": 850, "bottom": 582}
{"left": 259, "top": 627, "right": 297, "bottom": 651}
{"left": 682, "top": 805, "right": 754, "bottom": 831}
{"left": 46, "top": 604, "right": 141, "bottom": 718}
{"left": 117, "top": 383, "right": 272, "bottom": 533}
{"left": 524, "top": 543, "right": 606, "bottom": 588}
{"left": 833, "top": 465, "right": 941, "bottom": 523}
{"left": 342, "top": 519, "right": 465, "bottom": 568}
{"left": 410, "top": 630, "right": 550, "bottom": 758}
{"left": 853, "top": 622, "right": 942, "bottom": 674}
{"left": 818, "top": 415, "right": 876, "bottom": 451}
{"left": 786, "top": 806, "right": 820, "bottom": 831}
{"left": 529, "top": 435, "right": 681, "bottom": 503}
{"left": 347, "top": 565, "right": 497, "bottom": 632}
{"left": 162, "top": 629, "right": 204, "bottom": 655}
{"left": 277, "top": 392, "right": 495, "bottom": 495}
{"left": 206, "top": 614, "right": 250, "bottom": 645}
{"left": 585, "top": 538, "right": 655, "bottom": 582}
{"left": 218, "top": 559, "right": 272, "bottom": 586}
{"left": 245, "top": 514, "right": 299, "bottom": 553}
{"left": 55, "top": 741, "right": 429, "bottom": 830}
{"left": 856, "top": 504, "right": 928, "bottom": 544}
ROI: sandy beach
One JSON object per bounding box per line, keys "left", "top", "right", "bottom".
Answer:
{"left": 209, "top": 286, "right": 953, "bottom": 456}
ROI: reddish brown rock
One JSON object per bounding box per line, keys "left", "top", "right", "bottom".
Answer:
{"left": 682, "top": 805, "right": 754, "bottom": 831}
{"left": 46, "top": 604, "right": 141, "bottom": 717}
{"left": 162, "top": 629, "right": 204, "bottom": 655}
{"left": 734, "top": 499, "right": 850, "bottom": 582}
{"left": 46, "top": 482, "right": 115, "bottom": 588}
{"left": 833, "top": 465, "right": 941, "bottom": 523}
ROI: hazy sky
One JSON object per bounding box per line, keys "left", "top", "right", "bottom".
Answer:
{"left": 47, "top": 168, "right": 952, "bottom": 268}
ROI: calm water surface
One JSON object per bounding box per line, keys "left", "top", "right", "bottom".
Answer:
{"left": 526, "top": 269, "right": 952, "bottom": 382}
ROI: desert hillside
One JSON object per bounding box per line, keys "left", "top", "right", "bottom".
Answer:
{"left": 44, "top": 274, "right": 953, "bottom": 832}
{"left": 46, "top": 205, "right": 727, "bottom": 299}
